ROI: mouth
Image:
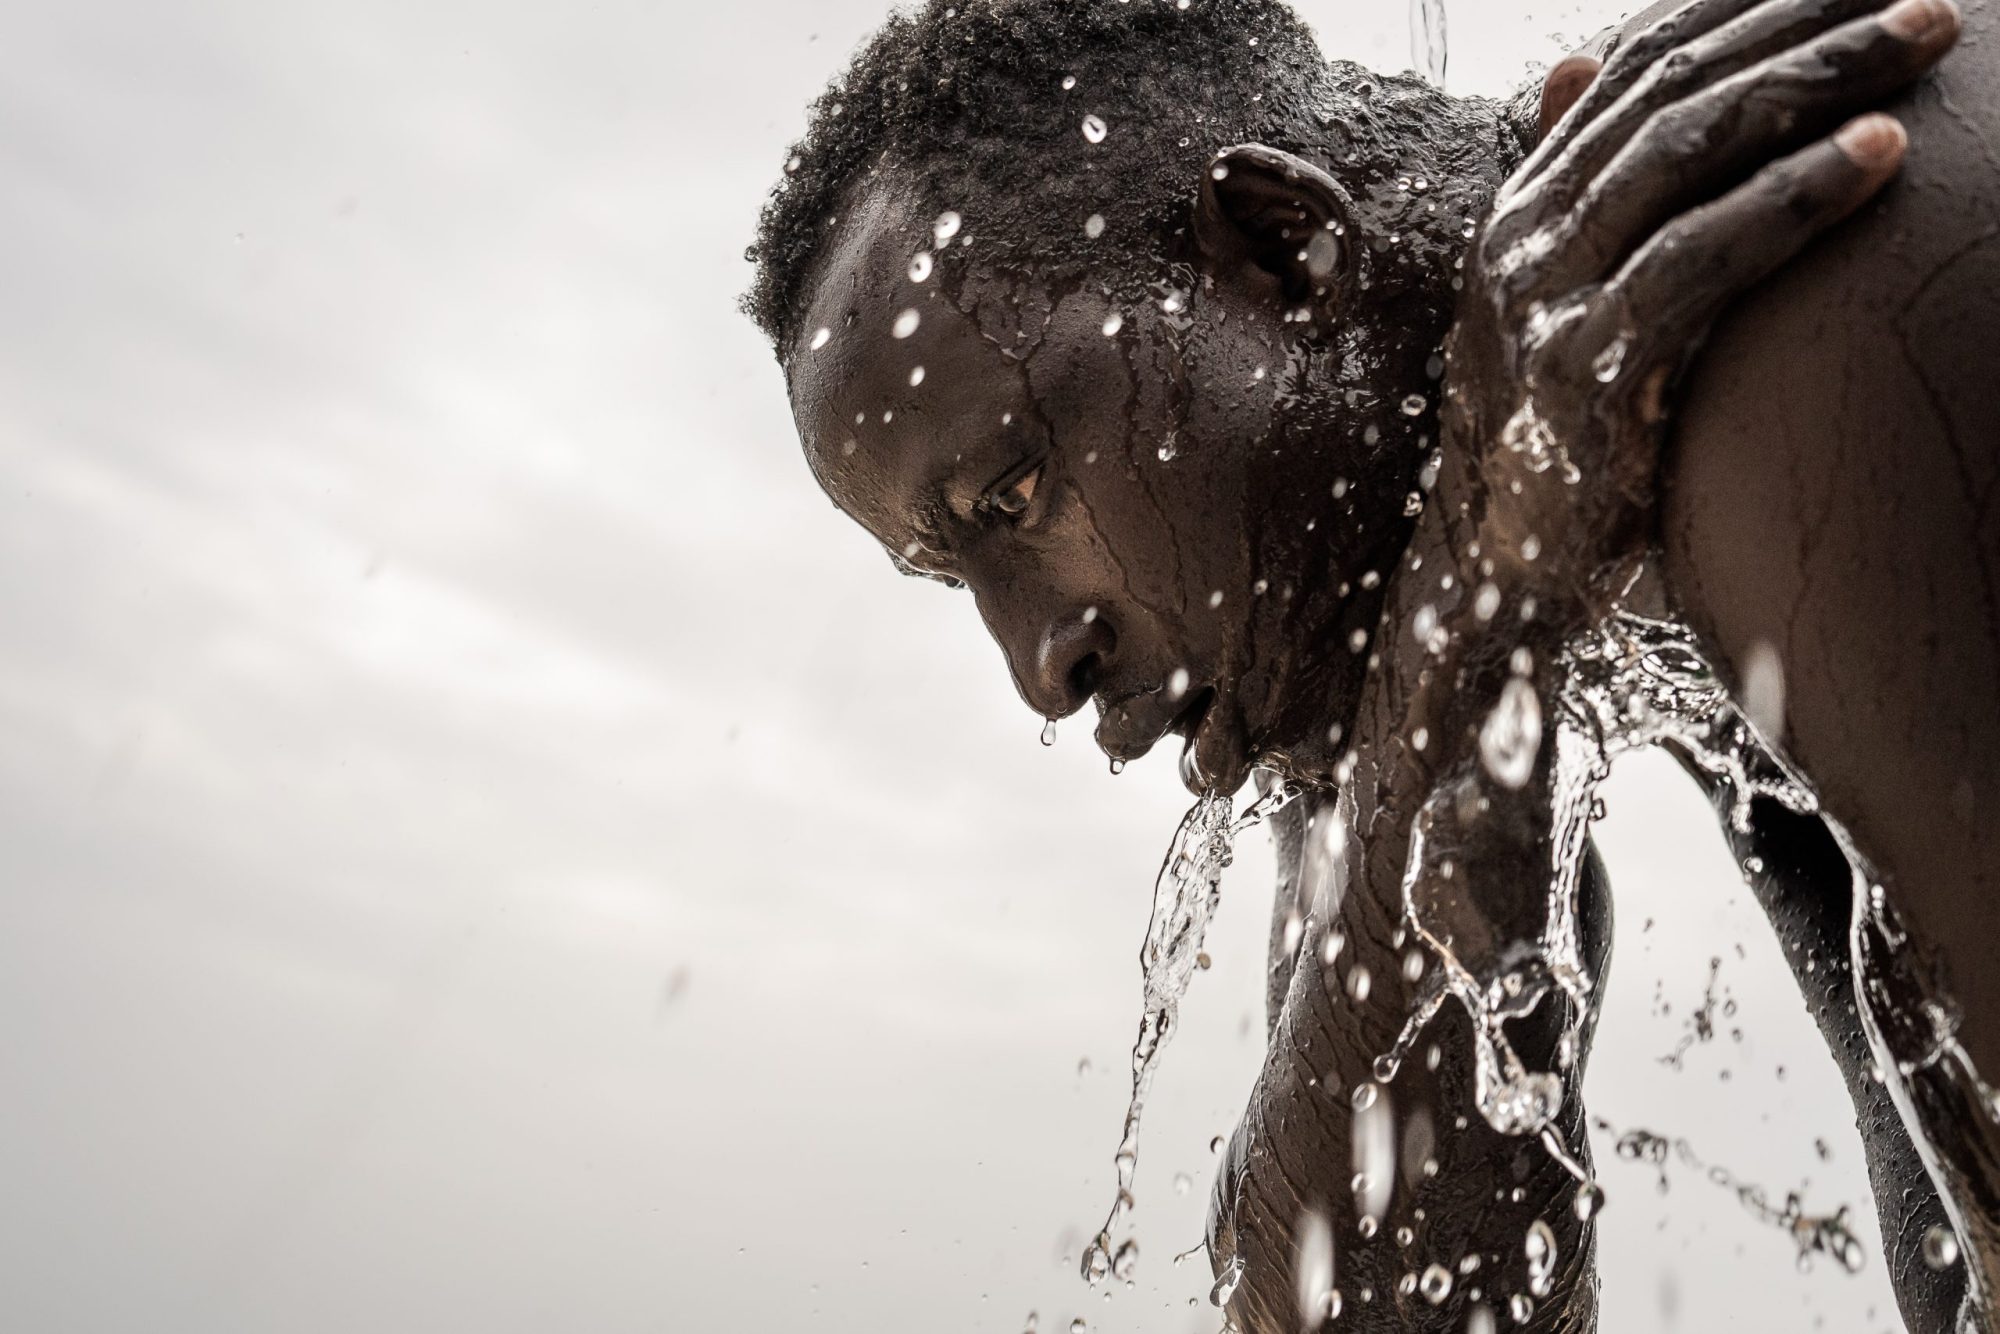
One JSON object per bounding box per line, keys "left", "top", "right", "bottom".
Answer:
{"left": 1095, "top": 683, "right": 1249, "bottom": 796}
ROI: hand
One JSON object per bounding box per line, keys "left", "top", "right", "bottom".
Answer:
{"left": 1357, "top": 0, "right": 1960, "bottom": 1137}
{"left": 1442, "top": 0, "right": 1959, "bottom": 609}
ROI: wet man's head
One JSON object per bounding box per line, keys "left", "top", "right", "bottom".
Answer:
{"left": 749, "top": 0, "right": 1525, "bottom": 793}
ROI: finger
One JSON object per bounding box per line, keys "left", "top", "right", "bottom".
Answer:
{"left": 1537, "top": 55, "right": 1603, "bottom": 144}
{"left": 1525, "top": 0, "right": 1893, "bottom": 200}
{"left": 1555, "top": 0, "right": 1954, "bottom": 282}
{"left": 1607, "top": 114, "right": 1907, "bottom": 396}
{"left": 1510, "top": 0, "right": 1860, "bottom": 190}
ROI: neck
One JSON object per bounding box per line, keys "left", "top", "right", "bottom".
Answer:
{"left": 1265, "top": 78, "right": 1538, "bottom": 792}
{"left": 1310, "top": 65, "right": 1534, "bottom": 317}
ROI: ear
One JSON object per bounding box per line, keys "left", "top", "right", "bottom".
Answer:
{"left": 1193, "top": 143, "right": 1355, "bottom": 311}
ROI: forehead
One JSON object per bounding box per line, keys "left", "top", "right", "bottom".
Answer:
{"left": 785, "top": 185, "right": 1038, "bottom": 547}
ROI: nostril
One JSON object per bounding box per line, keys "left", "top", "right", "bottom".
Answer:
{"left": 1068, "top": 652, "right": 1103, "bottom": 705}
{"left": 1032, "top": 611, "right": 1117, "bottom": 718}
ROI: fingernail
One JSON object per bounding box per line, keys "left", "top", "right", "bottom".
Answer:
{"left": 1836, "top": 113, "right": 1908, "bottom": 166}
{"left": 1881, "top": 0, "right": 1957, "bottom": 41}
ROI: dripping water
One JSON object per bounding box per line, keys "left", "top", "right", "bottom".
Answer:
{"left": 1080, "top": 782, "right": 1297, "bottom": 1289}
{"left": 1410, "top": 0, "right": 1448, "bottom": 87}
{"left": 1593, "top": 1116, "right": 1867, "bottom": 1273}
{"left": 1372, "top": 606, "right": 1994, "bottom": 1304}
{"left": 1384, "top": 613, "right": 1823, "bottom": 1194}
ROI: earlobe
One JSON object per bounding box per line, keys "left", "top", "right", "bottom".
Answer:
{"left": 1193, "top": 143, "right": 1354, "bottom": 311}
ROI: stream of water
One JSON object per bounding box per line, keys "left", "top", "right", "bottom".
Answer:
{"left": 1079, "top": 783, "right": 1296, "bottom": 1289}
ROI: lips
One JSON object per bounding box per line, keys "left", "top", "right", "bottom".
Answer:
{"left": 1094, "top": 682, "right": 1249, "bottom": 795}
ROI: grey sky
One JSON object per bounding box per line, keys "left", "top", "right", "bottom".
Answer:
{"left": 0, "top": 1, "right": 1903, "bottom": 1330}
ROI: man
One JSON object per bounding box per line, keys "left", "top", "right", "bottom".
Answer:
{"left": 745, "top": 0, "right": 1993, "bottom": 1327}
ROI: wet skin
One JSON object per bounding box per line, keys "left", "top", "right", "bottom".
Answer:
{"left": 791, "top": 175, "right": 1440, "bottom": 800}
{"left": 780, "top": 0, "right": 1991, "bottom": 1328}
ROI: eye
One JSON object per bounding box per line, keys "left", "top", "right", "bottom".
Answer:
{"left": 986, "top": 462, "right": 1043, "bottom": 519}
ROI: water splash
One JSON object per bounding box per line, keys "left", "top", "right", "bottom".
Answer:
{"left": 1080, "top": 783, "right": 1296, "bottom": 1288}
{"left": 1387, "top": 613, "right": 1821, "bottom": 1183}
{"left": 1593, "top": 1116, "right": 1866, "bottom": 1272}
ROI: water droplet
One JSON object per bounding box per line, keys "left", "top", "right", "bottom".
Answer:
{"left": 1061, "top": 74, "right": 1077, "bottom": 90}
{"left": 1419, "top": 1263, "right": 1453, "bottom": 1305}
{"left": 1591, "top": 337, "right": 1628, "bottom": 383}
{"left": 1296, "top": 1209, "right": 1334, "bottom": 1326}
{"left": 1524, "top": 1219, "right": 1557, "bottom": 1297}
{"left": 1081, "top": 114, "right": 1108, "bottom": 144}
{"left": 1347, "top": 965, "right": 1372, "bottom": 1002}
{"left": 1041, "top": 718, "right": 1058, "bottom": 746}
{"left": 1069, "top": 1320, "right": 1087, "bottom": 1334}
{"left": 1510, "top": 1293, "right": 1535, "bottom": 1323}
{"left": 1210, "top": 1134, "right": 1226, "bottom": 1154}
{"left": 1401, "top": 393, "right": 1428, "bottom": 416}
{"left": 1084, "top": 213, "right": 1106, "bottom": 239}
{"left": 908, "top": 365, "right": 925, "bottom": 387}
{"left": 1207, "top": 589, "right": 1224, "bottom": 609}
{"left": 892, "top": 308, "right": 921, "bottom": 339}
{"left": 809, "top": 327, "right": 832, "bottom": 351}
{"left": 1479, "top": 676, "right": 1543, "bottom": 790}
{"left": 1473, "top": 582, "right": 1501, "bottom": 622}
{"left": 1922, "top": 1223, "right": 1960, "bottom": 1270}
{"left": 1102, "top": 311, "right": 1124, "bottom": 337}
{"left": 1167, "top": 668, "right": 1190, "bottom": 699}
{"left": 1173, "top": 1171, "right": 1193, "bottom": 1195}
{"left": 1210, "top": 1255, "right": 1245, "bottom": 1307}
{"left": 933, "top": 210, "right": 962, "bottom": 243}
{"left": 1109, "top": 757, "right": 1125, "bottom": 775}
{"left": 1111, "top": 1239, "right": 1139, "bottom": 1282}
{"left": 1082, "top": 1237, "right": 1110, "bottom": 1286}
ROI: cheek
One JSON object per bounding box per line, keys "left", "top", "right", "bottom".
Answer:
{"left": 1025, "top": 298, "right": 1279, "bottom": 615}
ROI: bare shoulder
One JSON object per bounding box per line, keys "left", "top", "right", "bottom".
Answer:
{"left": 1660, "top": 0, "right": 2000, "bottom": 1069}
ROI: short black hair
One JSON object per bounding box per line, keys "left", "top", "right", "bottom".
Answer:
{"left": 743, "top": 0, "right": 1351, "bottom": 355}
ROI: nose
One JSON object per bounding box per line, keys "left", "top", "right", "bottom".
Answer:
{"left": 1021, "top": 609, "right": 1117, "bottom": 719}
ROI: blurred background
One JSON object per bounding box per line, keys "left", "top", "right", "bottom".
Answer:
{"left": 0, "top": 1, "right": 1907, "bottom": 1330}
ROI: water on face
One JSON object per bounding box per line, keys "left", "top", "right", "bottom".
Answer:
{"left": 1079, "top": 783, "right": 1295, "bottom": 1290}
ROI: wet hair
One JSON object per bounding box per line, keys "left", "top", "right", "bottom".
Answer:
{"left": 743, "top": 0, "right": 1351, "bottom": 354}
